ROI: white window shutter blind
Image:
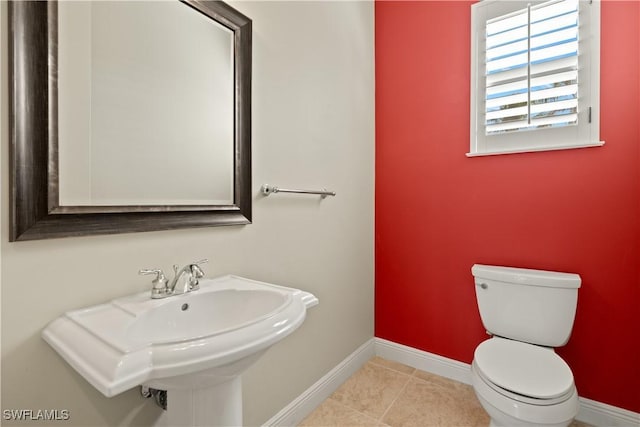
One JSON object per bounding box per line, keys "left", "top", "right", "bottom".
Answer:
{"left": 485, "top": 0, "right": 579, "bottom": 135}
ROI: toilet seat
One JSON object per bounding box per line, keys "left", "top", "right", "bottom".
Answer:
{"left": 474, "top": 337, "right": 574, "bottom": 402}
{"left": 474, "top": 361, "right": 574, "bottom": 406}
{"left": 471, "top": 362, "right": 579, "bottom": 426}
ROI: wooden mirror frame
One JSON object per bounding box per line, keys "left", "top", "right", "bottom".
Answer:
{"left": 9, "top": 0, "right": 251, "bottom": 241}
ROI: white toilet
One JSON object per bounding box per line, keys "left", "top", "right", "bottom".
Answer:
{"left": 470, "top": 264, "right": 581, "bottom": 427}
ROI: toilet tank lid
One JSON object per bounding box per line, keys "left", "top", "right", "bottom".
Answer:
{"left": 472, "top": 264, "right": 581, "bottom": 289}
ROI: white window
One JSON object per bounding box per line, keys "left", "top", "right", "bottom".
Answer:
{"left": 469, "top": 0, "right": 604, "bottom": 156}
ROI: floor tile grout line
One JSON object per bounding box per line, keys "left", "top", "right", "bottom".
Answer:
{"left": 369, "top": 357, "right": 440, "bottom": 391}
{"left": 368, "top": 358, "right": 416, "bottom": 377}
{"left": 377, "top": 374, "right": 414, "bottom": 424}
{"left": 325, "top": 396, "right": 384, "bottom": 426}
{"left": 367, "top": 357, "right": 422, "bottom": 423}
{"left": 368, "top": 358, "right": 477, "bottom": 424}
{"left": 336, "top": 359, "right": 415, "bottom": 424}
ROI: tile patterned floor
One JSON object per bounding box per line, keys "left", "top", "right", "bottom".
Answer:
{"left": 299, "top": 356, "right": 592, "bottom": 427}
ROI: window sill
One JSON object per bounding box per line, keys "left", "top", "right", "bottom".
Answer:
{"left": 466, "top": 141, "right": 605, "bottom": 157}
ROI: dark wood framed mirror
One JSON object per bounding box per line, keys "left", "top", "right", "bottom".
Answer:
{"left": 9, "top": 0, "right": 251, "bottom": 241}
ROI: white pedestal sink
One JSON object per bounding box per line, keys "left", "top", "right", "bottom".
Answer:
{"left": 42, "top": 275, "right": 318, "bottom": 426}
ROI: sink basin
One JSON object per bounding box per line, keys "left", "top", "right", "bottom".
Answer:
{"left": 42, "top": 275, "right": 318, "bottom": 398}
{"left": 127, "top": 289, "right": 289, "bottom": 345}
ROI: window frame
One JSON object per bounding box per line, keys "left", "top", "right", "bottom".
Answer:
{"left": 468, "top": 0, "right": 604, "bottom": 157}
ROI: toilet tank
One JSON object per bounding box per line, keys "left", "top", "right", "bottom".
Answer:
{"left": 472, "top": 264, "right": 581, "bottom": 347}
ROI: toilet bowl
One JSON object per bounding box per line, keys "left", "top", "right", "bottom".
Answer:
{"left": 470, "top": 264, "right": 581, "bottom": 427}
{"left": 471, "top": 337, "right": 578, "bottom": 427}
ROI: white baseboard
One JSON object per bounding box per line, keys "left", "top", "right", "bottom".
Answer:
{"left": 262, "top": 339, "right": 375, "bottom": 427}
{"left": 577, "top": 397, "right": 640, "bottom": 427}
{"left": 374, "top": 337, "right": 472, "bottom": 386}
{"left": 264, "top": 337, "right": 639, "bottom": 427}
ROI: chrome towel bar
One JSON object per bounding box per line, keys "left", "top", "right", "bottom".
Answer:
{"left": 261, "top": 184, "right": 336, "bottom": 198}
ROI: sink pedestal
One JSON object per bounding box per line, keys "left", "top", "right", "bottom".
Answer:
{"left": 156, "top": 377, "right": 242, "bottom": 427}
{"left": 149, "top": 353, "right": 265, "bottom": 426}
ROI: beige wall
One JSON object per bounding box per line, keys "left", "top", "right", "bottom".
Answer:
{"left": 0, "top": 1, "right": 374, "bottom": 426}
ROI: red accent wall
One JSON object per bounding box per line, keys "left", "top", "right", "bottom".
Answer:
{"left": 375, "top": 0, "right": 640, "bottom": 412}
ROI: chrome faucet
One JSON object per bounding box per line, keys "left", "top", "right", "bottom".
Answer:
{"left": 169, "top": 260, "right": 207, "bottom": 295}
{"left": 139, "top": 259, "right": 208, "bottom": 299}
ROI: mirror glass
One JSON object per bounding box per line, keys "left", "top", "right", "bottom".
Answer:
{"left": 57, "top": 1, "right": 234, "bottom": 206}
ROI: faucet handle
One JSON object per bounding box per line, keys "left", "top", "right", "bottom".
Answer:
{"left": 188, "top": 259, "right": 208, "bottom": 291}
{"left": 139, "top": 269, "right": 169, "bottom": 299}
{"left": 139, "top": 268, "right": 166, "bottom": 279}
{"left": 190, "top": 259, "right": 208, "bottom": 276}
{"left": 191, "top": 264, "right": 205, "bottom": 278}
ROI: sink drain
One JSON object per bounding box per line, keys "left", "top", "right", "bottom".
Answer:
{"left": 181, "top": 303, "right": 189, "bottom": 311}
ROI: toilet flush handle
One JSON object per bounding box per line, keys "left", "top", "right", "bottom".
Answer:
{"left": 477, "top": 282, "right": 488, "bottom": 290}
